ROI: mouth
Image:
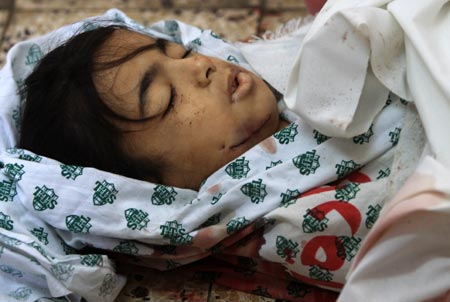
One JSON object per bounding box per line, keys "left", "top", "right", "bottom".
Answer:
{"left": 228, "top": 68, "right": 253, "bottom": 102}
{"left": 230, "top": 115, "right": 271, "bottom": 150}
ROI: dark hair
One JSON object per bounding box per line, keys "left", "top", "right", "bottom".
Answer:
{"left": 19, "top": 25, "right": 164, "bottom": 182}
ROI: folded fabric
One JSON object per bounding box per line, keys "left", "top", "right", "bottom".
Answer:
{"left": 284, "top": 0, "right": 450, "bottom": 171}
{"left": 339, "top": 155, "right": 450, "bottom": 302}
{"left": 269, "top": 0, "right": 450, "bottom": 300}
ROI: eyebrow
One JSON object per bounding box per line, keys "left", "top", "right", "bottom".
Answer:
{"left": 137, "top": 39, "right": 167, "bottom": 118}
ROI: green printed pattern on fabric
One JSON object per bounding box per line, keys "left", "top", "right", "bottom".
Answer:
{"left": 124, "top": 208, "right": 150, "bottom": 230}
{"left": 389, "top": 127, "right": 402, "bottom": 146}
{"left": 293, "top": 150, "right": 320, "bottom": 175}
{"left": 227, "top": 55, "right": 239, "bottom": 63}
{"left": 1, "top": 163, "right": 25, "bottom": 201}
{"left": 66, "top": 215, "right": 92, "bottom": 234}
{"left": 225, "top": 157, "right": 250, "bottom": 179}
{"left": 0, "top": 233, "right": 21, "bottom": 247}
{"left": 353, "top": 124, "right": 374, "bottom": 144}
{"left": 32, "top": 185, "right": 58, "bottom": 211}
{"left": 0, "top": 179, "right": 17, "bottom": 202}
{"left": 210, "top": 31, "right": 223, "bottom": 40}
{"left": 151, "top": 185, "right": 177, "bottom": 205}
{"left": 6, "top": 148, "right": 42, "bottom": 162}
{"left": 0, "top": 265, "right": 23, "bottom": 278}
{"left": 160, "top": 220, "right": 193, "bottom": 245}
{"left": 335, "top": 183, "right": 360, "bottom": 201}
{"left": 0, "top": 211, "right": 14, "bottom": 230}
{"left": 191, "top": 38, "right": 202, "bottom": 46}
{"left": 113, "top": 241, "right": 139, "bottom": 255}
{"left": 15, "top": 78, "right": 26, "bottom": 101}
{"left": 60, "top": 164, "right": 83, "bottom": 180}
{"left": 276, "top": 236, "right": 299, "bottom": 261}
{"left": 113, "top": 12, "right": 125, "bottom": 23}
{"left": 4, "top": 163, "right": 25, "bottom": 181}
{"left": 302, "top": 208, "right": 329, "bottom": 233}
{"left": 384, "top": 93, "right": 394, "bottom": 107}
{"left": 309, "top": 265, "right": 333, "bottom": 282}
{"left": 365, "top": 204, "right": 382, "bottom": 229}
{"left": 12, "top": 106, "right": 21, "bottom": 130}
{"left": 337, "top": 236, "right": 361, "bottom": 261}
{"left": 24, "top": 44, "right": 43, "bottom": 66}
{"left": 99, "top": 273, "right": 117, "bottom": 297}
{"left": 93, "top": 180, "right": 118, "bottom": 206}
{"left": 335, "top": 160, "right": 361, "bottom": 178}
{"left": 274, "top": 123, "right": 298, "bottom": 144}
{"left": 226, "top": 216, "right": 249, "bottom": 234}
{"left": 8, "top": 287, "right": 32, "bottom": 301}
{"left": 280, "top": 189, "right": 301, "bottom": 208}
{"left": 313, "top": 129, "right": 330, "bottom": 145}
{"left": 241, "top": 178, "right": 267, "bottom": 204}
{"left": 30, "top": 227, "right": 49, "bottom": 245}
{"left": 165, "top": 20, "right": 179, "bottom": 33}
{"left": 377, "top": 167, "right": 391, "bottom": 179}
{"left": 164, "top": 20, "right": 182, "bottom": 43}
{"left": 19, "top": 153, "right": 42, "bottom": 162}
{"left": 80, "top": 254, "right": 103, "bottom": 267}
{"left": 266, "top": 160, "right": 283, "bottom": 170}
{"left": 51, "top": 263, "right": 75, "bottom": 281}
{"left": 211, "top": 193, "right": 223, "bottom": 205}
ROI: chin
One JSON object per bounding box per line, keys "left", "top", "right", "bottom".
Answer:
{"left": 262, "top": 79, "right": 283, "bottom": 103}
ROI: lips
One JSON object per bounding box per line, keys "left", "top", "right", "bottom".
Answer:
{"left": 228, "top": 68, "right": 253, "bottom": 102}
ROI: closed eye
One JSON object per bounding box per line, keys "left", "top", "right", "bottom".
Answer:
{"left": 163, "top": 86, "right": 176, "bottom": 117}
{"left": 182, "top": 48, "right": 192, "bottom": 59}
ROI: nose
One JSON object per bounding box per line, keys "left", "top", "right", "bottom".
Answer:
{"left": 185, "top": 55, "right": 215, "bottom": 87}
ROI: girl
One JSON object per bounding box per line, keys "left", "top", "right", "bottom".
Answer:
{"left": 19, "top": 25, "right": 289, "bottom": 190}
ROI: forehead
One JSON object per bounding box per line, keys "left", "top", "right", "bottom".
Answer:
{"left": 96, "top": 29, "right": 156, "bottom": 60}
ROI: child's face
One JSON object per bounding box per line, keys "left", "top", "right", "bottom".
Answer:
{"left": 93, "top": 30, "right": 285, "bottom": 189}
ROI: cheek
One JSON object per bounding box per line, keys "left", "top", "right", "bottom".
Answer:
{"left": 172, "top": 104, "right": 206, "bottom": 129}
{"left": 174, "top": 95, "right": 227, "bottom": 128}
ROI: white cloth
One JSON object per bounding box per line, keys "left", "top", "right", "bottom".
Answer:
{"left": 236, "top": 18, "right": 313, "bottom": 95}
{"left": 253, "top": 0, "right": 450, "bottom": 301}
{"left": 284, "top": 0, "right": 450, "bottom": 170}
{"left": 338, "top": 156, "right": 450, "bottom": 302}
